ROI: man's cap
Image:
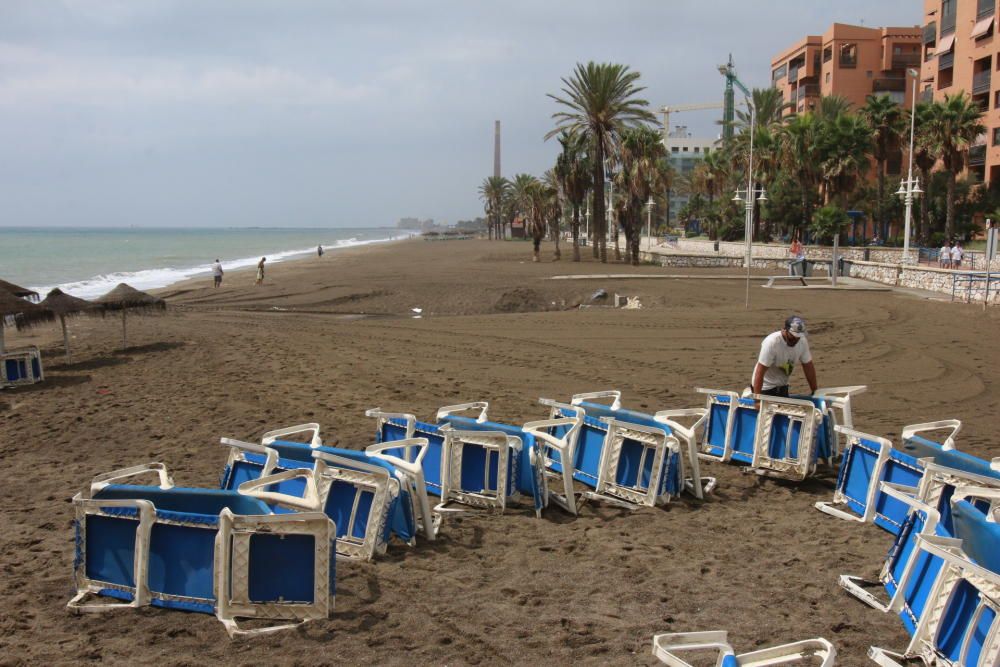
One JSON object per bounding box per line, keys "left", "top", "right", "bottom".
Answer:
{"left": 784, "top": 315, "right": 807, "bottom": 338}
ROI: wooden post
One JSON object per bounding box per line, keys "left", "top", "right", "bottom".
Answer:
{"left": 122, "top": 310, "right": 127, "bottom": 350}
{"left": 61, "top": 315, "right": 70, "bottom": 358}
{"left": 0, "top": 323, "right": 5, "bottom": 355}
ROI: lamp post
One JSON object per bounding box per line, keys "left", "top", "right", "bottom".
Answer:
{"left": 897, "top": 68, "right": 923, "bottom": 264}
{"left": 732, "top": 104, "right": 767, "bottom": 309}
{"left": 585, "top": 200, "right": 591, "bottom": 242}
{"left": 646, "top": 196, "right": 655, "bottom": 250}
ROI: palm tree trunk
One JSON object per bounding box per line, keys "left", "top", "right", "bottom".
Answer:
{"left": 572, "top": 204, "right": 581, "bottom": 262}
{"left": 614, "top": 217, "right": 622, "bottom": 261}
{"left": 919, "top": 167, "right": 931, "bottom": 243}
{"left": 593, "top": 138, "right": 607, "bottom": 263}
{"left": 877, "top": 161, "right": 886, "bottom": 241}
{"left": 946, "top": 170, "right": 956, "bottom": 240}
{"left": 552, "top": 215, "right": 561, "bottom": 260}
{"left": 631, "top": 209, "right": 641, "bottom": 265}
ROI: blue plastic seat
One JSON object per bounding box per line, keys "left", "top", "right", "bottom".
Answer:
{"left": 70, "top": 463, "right": 335, "bottom": 637}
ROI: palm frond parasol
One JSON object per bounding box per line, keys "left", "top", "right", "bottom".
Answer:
{"left": 0, "top": 289, "right": 55, "bottom": 354}
{"left": 0, "top": 279, "right": 40, "bottom": 303}
{"left": 95, "top": 283, "right": 166, "bottom": 350}
{"left": 40, "top": 288, "right": 101, "bottom": 358}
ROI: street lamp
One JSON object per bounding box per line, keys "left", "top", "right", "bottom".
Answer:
{"left": 898, "top": 68, "right": 922, "bottom": 264}
{"left": 732, "top": 103, "right": 766, "bottom": 309}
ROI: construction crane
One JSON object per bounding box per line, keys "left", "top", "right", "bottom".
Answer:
{"left": 659, "top": 103, "right": 724, "bottom": 147}
{"left": 718, "top": 54, "right": 751, "bottom": 145}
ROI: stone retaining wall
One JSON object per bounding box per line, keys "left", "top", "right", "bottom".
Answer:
{"left": 638, "top": 251, "right": 828, "bottom": 272}
{"left": 843, "top": 260, "right": 999, "bottom": 303}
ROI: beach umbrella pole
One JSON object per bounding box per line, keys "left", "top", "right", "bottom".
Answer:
{"left": 61, "top": 315, "right": 70, "bottom": 358}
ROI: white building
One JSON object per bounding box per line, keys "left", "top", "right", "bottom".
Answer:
{"left": 664, "top": 126, "right": 718, "bottom": 225}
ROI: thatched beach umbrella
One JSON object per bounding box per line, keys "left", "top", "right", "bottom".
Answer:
{"left": 95, "top": 283, "right": 166, "bottom": 350}
{"left": 0, "top": 279, "right": 40, "bottom": 303}
{"left": 0, "top": 289, "right": 55, "bottom": 354}
{"left": 40, "top": 288, "right": 100, "bottom": 358}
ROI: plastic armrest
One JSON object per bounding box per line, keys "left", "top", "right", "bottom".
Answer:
{"left": 569, "top": 390, "right": 621, "bottom": 409}
{"left": 902, "top": 419, "right": 962, "bottom": 451}
{"left": 651, "top": 631, "right": 733, "bottom": 664}
{"left": 237, "top": 468, "right": 321, "bottom": 511}
{"left": 993, "top": 457, "right": 1000, "bottom": 472}
{"left": 365, "top": 408, "right": 417, "bottom": 426}
{"left": 537, "top": 398, "right": 585, "bottom": 419}
{"left": 917, "top": 534, "right": 1000, "bottom": 584}
{"left": 89, "top": 463, "right": 174, "bottom": 497}
{"left": 435, "top": 401, "right": 489, "bottom": 423}
{"left": 366, "top": 437, "right": 429, "bottom": 475}
{"left": 221, "top": 438, "right": 280, "bottom": 477}
{"left": 739, "top": 638, "right": 836, "bottom": 666}
{"left": 260, "top": 423, "right": 322, "bottom": 447}
{"left": 951, "top": 483, "right": 1000, "bottom": 506}
{"left": 814, "top": 385, "right": 867, "bottom": 398}
{"left": 653, "top": 408, "right": 707, "bottom": 441}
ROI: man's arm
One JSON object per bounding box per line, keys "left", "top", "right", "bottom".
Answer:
{"left": 752, "top": 362, "right": 768, "bottom": 396}
{"left": 802, "top": 360, "right": 818, "bottom": 394}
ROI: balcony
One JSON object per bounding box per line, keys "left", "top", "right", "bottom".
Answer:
{"left": 791, "top": 83, "right": 821, "bottom": 103}
{"left": 969, "top": 143, "right": 987, "bottom": 166}
{"left": 788, "top": 67, "right": 799, "bottom": 84}
{"left": 973, "top": 69, "right": 992, "bottom": 94}
{"left": 873, "top": 77, "right": 906, "bottom": 93}
{"left": 920, "top": 88, "right": 934, "bottom": 103}
{"left": 891, "top": 53, "right": 921, "bottom": 69}
{"left": 939, "top": 51, "right": 954, "bottom": 69}
{"left": 923, "top": 21, "right": 937, "bottom": 43}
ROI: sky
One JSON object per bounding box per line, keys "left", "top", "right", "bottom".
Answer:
{"left": 0, "top": 0, "right": 921, "bottom": 228}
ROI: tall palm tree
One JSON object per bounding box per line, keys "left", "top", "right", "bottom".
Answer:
{"left": 924, "top": 93, "right": 985, "bottom": 239}
{"left": 860, "top": 94, "right": 905, "bottom": 241}
{"left": 554, "top": 130, "right": 591, "bottom": 261}
{"left": 542, "top": 169, "right": 563, "bottom": 260}
{"left": 547, "top": 62, "right": 656, "bottom": 263}
{"left": 615, "top": 125, "right": 668, "bottom": 263}
{"left": 780, "top": 112, "right": 821, "bottom": 237}
{"left": 478, "top": 176, "right": 511, "bottom": 240}
{"left": 816, "top": 94, "right": 853, "bottom": 121}
{"left": 911, "top": 102, "right": 937, "bottom": 243}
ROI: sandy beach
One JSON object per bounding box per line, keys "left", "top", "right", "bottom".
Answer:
{"left": 2, "top": 238, "right": 998, "bottom": 665}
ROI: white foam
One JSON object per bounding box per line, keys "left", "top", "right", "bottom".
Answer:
{"left": 30, "top": 232, "right": 412, "bottom": 299}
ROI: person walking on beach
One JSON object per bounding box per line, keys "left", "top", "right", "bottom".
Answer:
{"left": 940, "top": 241, "right": 952, "bottom": 269}
{"left": 211, "top": 259, "right": 224, "bottom": 288}
{"left": 750, "top": 315, "right": 818, "bottom": 398}
{"left": 788, "top": 235, "right": 805, "bottom": 276}
{"left": 317, "top": 244, "right": 324, "bottom": 257}
{"left": 255, "top": 257, "right": 266, "bottom": 286}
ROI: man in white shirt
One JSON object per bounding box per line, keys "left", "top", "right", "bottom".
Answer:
{"left": 940, "top": 242, "right": 952, "bottom": 269}
{"left": 211, "top": 259, "right": 224, "bottom": 288}
{"left": 951, "top": 242, "right": 963, "bottom": 269}
{"left": 750, "top": 316, "right": 818, "bottom": 398}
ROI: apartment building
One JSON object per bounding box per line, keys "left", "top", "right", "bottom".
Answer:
{"left": 771, "top": 23, "right": 922, "bottom": 120}
{"left": 920, "top": 0, "right": 996, "bottom": 184}
{"left": 663, "top": 126, "right": 717, "bottom": 224}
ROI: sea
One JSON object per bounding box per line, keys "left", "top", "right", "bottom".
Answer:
{"left": 0, "top": 227, "right": 409, "bottom": 299}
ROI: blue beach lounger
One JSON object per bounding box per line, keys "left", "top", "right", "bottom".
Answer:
{"left": 219, "top": 427, "right": 435, "bottom": 561}
{"left": 867, "top": 534, "right": 1000, "bottom": 666}
{"left": 370, "top": 403, "right": 548, "bottom": 517}
{"left": 1, "top": 346, "right": 43, "bottom": 388}
{"left": 696, "top": 388, "right": 827, "bottom": 481}
{"left": 652, "top": 630, "right": 836, "bottom": 666}
{"left": 69, "top": 463, "right": 335, "bottom": 637}
{"left": 817, "top": 420, "right": 1000, "bottom": 534}
{"left": 541, "top": 395, "right": 683, "bottom": 509}
{"left": 566, "top": 390, "right": 714, "bottom": 499}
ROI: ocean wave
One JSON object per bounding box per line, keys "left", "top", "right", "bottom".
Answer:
{"left": 29, "top": 232, "right": 411, "bottom": 299}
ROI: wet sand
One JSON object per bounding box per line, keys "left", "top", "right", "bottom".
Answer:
{"left": 2, "top": 238, "right": 998, "bottom": 665}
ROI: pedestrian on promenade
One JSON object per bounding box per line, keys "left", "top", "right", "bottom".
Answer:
{"left": 750, "top": 315, "right": 818, "bottom": 399}
{"left": 255, "top": 257, "right": 266, "bottom": 286}
{"left": 211, "top": 259, "right": 224, "bottom": 288}
{"left": 940, "top": 241, "right": 952, "bottom": 269}
{"left": 951, "top": 241, "right": 964, "bottom": 269}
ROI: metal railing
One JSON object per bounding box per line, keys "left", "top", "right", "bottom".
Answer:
{"left": 874, "top": 77, "right": 906, "bottom": 92}
{"left": 891, "top": 53, "right": 921, "bottom": 68}
{"left": 939, "top": 51, "right": 954, "bottom": 69}
{"left": 969, "top": 143, "right": 987, "bottom": 166}
{"left": 923, "top": 21, "right": 937, "bottom": 43}
{"left": 973, "top": 70, "right": 992, "bottom": 94}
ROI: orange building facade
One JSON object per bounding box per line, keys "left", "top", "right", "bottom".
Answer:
{"left": 771, "top": 23, "right": 923, "bottom": 122}
{"left": 920, "top": 0, "right": 996, "bottom": 184}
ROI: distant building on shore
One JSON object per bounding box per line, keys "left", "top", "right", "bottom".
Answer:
{"left": 770, "top": 22, "right": 922, "bottom": 124}
{"left": 919, "top": 0, "right": 994, "bottom": 185}
{"left": 664, "top": 125, "right": 717, "bottom": 226}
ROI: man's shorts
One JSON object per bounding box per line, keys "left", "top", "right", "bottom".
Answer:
{"left": 760, "top": 385, "right": 789, "bottom": 398}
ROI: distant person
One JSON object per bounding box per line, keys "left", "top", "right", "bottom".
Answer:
{"left": 317, "top": 244, "right": 324, "bottom": 257}
{"left": 940, "top": 241, "right": 952, "bottom": 269}
{"left": 255, "top": 257, "right": 266, "bottom": 285}
{"left": 788, "top": 236, "right": 806, "bottom": 276}
{"left": 751, "top": 315, "right": 818, "bottom": 399}
{"left": 951, "top": 241, "right": 963, "bottom": 269}
{"left": 211, "top": 259, "right": 224, "bottom": 288}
